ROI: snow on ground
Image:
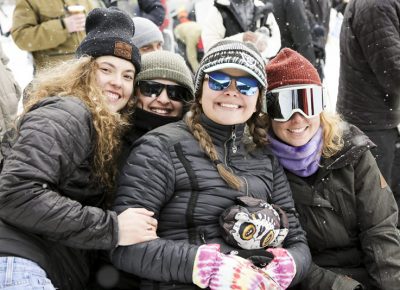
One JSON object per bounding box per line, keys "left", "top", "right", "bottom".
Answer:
{"left": 0, "top": 2, "right": 342, "bottom": 115}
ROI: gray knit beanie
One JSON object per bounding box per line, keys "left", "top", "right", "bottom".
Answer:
{"left": 135, "top": 50, "right": 194, "bottom": 97}
{"left": 194, "top": 40, "right": 267, "bottom": 100}
{"left": 132, "top": 17, "right": 164, "bottom": 49}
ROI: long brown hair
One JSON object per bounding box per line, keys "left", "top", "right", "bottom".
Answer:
{"left": 185, "top": 86, "right": 268, "bottom": 190}
{"left": 22, "top": 56, "right": 135, "bottom": 190}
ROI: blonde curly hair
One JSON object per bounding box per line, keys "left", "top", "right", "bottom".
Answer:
{"left": 185, "top": 87, "right": 268, "bottom": 191}
{"left": 320, "top": 111, "right": 344, "bottom": 158}
{"left": 22, "top": 56, "right": 135, "bottom": 192}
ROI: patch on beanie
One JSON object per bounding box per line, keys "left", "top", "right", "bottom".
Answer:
{"left": 114, "top": 41, "right": 132, "bottom": 60}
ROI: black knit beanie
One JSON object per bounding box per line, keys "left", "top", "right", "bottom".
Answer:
{"left": 76, "top": 7, "right": 141, "bottom": 73}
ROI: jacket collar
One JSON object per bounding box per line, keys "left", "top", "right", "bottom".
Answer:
{"left": 199, "top": 113, "right": 245, "bottom": 146}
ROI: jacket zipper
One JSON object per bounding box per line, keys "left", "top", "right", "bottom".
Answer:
{"left": 224, "top": 125, "right": 237, "bottom": 165}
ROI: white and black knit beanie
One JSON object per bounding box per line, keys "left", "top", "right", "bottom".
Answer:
{"left": 194, "top": 40, "right": 267, "bottom": 99}
{"left": 76, "top": 7, "right": 141, "bottom": 73}
{"left": 135, "top": 50, "right": 194, "bottom": 97}
{"left": 132, "top": 17, "right": 164, "bottom": 49}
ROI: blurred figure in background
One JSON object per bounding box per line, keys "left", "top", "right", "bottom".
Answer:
{"left": 0, "top": 43, "right": 21, "bottom": 156}
{"left": 201, "top": 0, "right": 281, "bottom": 60}
{"left": 174, "top": 8, "right": 202, "bottom": 72}
{"left": 11, "top": 0, "right": 104, "bottom": 73}
{"left": 336, "top": 0, "right": 400, "bottom": 219}
{"left": 106, "top": 0, "right": 165, "bottom": 27}
{"left": 132, "top": 17, "right": 164, "bottom": 54}
{"left": 267, "top": 0, "right": 320, "bottom": 77}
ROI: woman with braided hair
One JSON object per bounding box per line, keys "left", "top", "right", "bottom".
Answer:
{"left": 111, "top": 40, "right": 311, "bottom": 289}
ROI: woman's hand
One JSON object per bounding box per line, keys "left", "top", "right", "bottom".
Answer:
{"left": 117, "top": 208, "right": 158, "bottom": 246}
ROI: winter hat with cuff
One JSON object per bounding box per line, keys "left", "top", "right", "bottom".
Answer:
{"left": 135, "top": 50, "right": 194, "bottom": 97}
{"left": 132, "top": 17, "right": 164, "bottom": 49}
{"left": 76, "top": 7, "right": 141, "bottom": 73}
{"left": 266, "top": 48, "right": 321, "bottom": 91}
{"left": 194, "top": 40, "right": 267, "bottom": 99}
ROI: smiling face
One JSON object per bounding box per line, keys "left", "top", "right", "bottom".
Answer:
{"left": 271, "top": 112, "right": 321, "bottom": 147}
{"left": 200, "top": 68, "right": 259, "bottom": 125}
{"left": 136, "top": 79, "right": 184, "bottom": 117}
{"left": 95, "top": 55, "right": 135, "bottom": 113}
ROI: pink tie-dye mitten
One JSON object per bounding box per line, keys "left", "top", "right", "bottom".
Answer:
{"left": 263, "top": 248, "right": 297, "bottom": 289}
{"left": 192, "top": 244, "right": 281, "bottom": 290}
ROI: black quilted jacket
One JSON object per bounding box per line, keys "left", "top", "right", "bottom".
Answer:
{"left": 112, "top": 114, "right": 311, "bottom": 289}
{"left": 336, "top": 0, "right": 400, "bottom": 130}
{"left": 0, "top": 97, "right": 119, "bottom": 290}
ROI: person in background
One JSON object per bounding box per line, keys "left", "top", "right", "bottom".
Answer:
{"left": 0, "top": 7, "right": 158, "bottom": 290}
{"left": 201, "top": 0, "right": 281, "bottom": 60}
{"left": 266, "top": 0, "right": 318, "bottom": 76}
{"left": 106, "top": 0, "right": 165, "bottom": 27}
{"left": 132, "top": 17, "right": 164, "bottom": 54}
{"left": 174, "top": 8, "right": 202, "bottom": 72}
{"left": 336, "top": 0, "right": 400, "bottom": 220}
{"left": 111, "top": 40, "right": 311, "bottom": 290}
{"left": 11, "top": 0, "right": 104, "bottom": 73}
{"left": 266, "top": 48, "right": 400, "bottom": 290}
{"left": 0, "top": 43, "right": 21, "bottom": 155}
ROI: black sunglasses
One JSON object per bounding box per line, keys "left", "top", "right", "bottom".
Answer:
{"left": 137, "top": 80, "right": 193, "bottom": 103}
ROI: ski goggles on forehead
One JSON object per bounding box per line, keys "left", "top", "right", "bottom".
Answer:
{"left": 205, "top": 71, "right": 260, "bottom": 96}
{"left": 137, "top": 80, "right": 193, "bottom": 103}
{"left": 266, "top": 85, "right": 326, "bottom": 122}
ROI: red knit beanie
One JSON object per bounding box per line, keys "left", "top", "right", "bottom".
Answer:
{"left": 266, "top": 48, "right": 321, "bottom": 91}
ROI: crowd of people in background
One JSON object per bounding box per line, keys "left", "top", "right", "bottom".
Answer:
{"left": 0, "top": 0, "right": 399, "bottom": 289}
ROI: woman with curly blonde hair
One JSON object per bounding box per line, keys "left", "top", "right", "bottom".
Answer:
{"left": 266, "top": 48, "right": 400, "bottom": 289}
{"left": 111, "top": 40, "right": 311, "bottom": 290}
{"left": 0, "top": 7, "right": 157, "bottom": 290}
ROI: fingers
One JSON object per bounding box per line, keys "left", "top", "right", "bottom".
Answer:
{"left": 130, "top": 207, "right": 155, "bottom": 216}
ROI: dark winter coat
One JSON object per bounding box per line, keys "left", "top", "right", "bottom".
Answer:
{"left": 109, "top": 0, "right": 165, "bottom": 26}
{"left": 269, "top": 0, "right": 316, "bottom": 66}
{"left": 111, "top": 114, "right": 311, "bottom": 290}
{"left": 0, "top": 97, "right": 119, "bottom": 290}
{"left": 286, "top": 124, "right": 400, "bottom": 290}
{"left": 336, "top": 0, "right": 400, "bottom": 130}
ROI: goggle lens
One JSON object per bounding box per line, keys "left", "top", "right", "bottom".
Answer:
{"left": 138, "top": 81, "right": 192, "bottom": 103}
{"left": 267, "top": 86, "right": 326, "bottom": 121}
{"left": 207, "top": 71, "right": 260, "bottom": 96}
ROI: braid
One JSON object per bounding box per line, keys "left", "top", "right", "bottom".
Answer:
{"left": 247, "top": 96, "right": 269, "bottom": 147}
{"left": 185, "top": 103, "right": 243, "bottom": 190}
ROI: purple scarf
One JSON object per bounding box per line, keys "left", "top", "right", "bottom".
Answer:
{"left": 268, "top": 127, "right": 323, "bottom": 177}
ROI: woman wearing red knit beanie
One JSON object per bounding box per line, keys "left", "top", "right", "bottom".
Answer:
{"left": 266, "top": 48, "right": 400, "bottom": 289}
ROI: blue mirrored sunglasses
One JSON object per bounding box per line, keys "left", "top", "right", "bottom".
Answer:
{"left": 206, "top": 71, "right": 260, "bottom": 96}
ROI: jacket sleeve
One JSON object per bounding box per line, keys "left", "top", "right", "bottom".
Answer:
{"left": 300, "top": 262, "right": 362, "bottom": 290}
{"left": 270, "top": 156, "right": 311, "bottom": 286}
{"left": 111, "top": 135, "right": 198, "bottom": 282}
{"left": 355, "top": 150, "right": 400, "bottom": 288}
{"left": 353, "top": 2, "right": 400, "bottom": 108}
{"left": 0, "top": 98, "right": 118, "bottom": 250}
{"left": 286, "top": 0, "right": 316, "bottom": 64}
{"left": 11, "top": 0, "right": 69, "bottom": 51}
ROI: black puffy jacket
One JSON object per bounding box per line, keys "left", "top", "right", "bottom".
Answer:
{"left": 0, "top": 97, "right": 119, "bottom": 290}
{"left": 112, "top": 114, "right": 311, "bottom": 289}
{"left": 336, "top": 0, "right": 400, "bottom": 130}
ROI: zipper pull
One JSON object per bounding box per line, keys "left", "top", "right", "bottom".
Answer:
{"left": 231, "top": 127, "right": 237, "bottom": 153}
{"left": 200, "top": 232, "right": 206, "bottom": 244}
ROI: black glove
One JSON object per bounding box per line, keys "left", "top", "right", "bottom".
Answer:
{"left": 229, "top": 249, "right": 274, "bottom": 268}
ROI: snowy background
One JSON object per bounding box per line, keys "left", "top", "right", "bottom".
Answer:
{"left": 0, "top": 1, "right": 343, "bottom": 114}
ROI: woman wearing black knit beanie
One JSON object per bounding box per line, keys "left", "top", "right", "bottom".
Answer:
{"left": 0, "top": 7, "right": 158, "bottom": 290}
{"left": 111, "top": 40, "right": 311, "bottom": 289}
{"left": 266, "top": 48, "right": 400, "bottom": 289}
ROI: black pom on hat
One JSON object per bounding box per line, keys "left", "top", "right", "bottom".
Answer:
{"left": 76, "top": 7, "right": 141, "bottom": 73}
